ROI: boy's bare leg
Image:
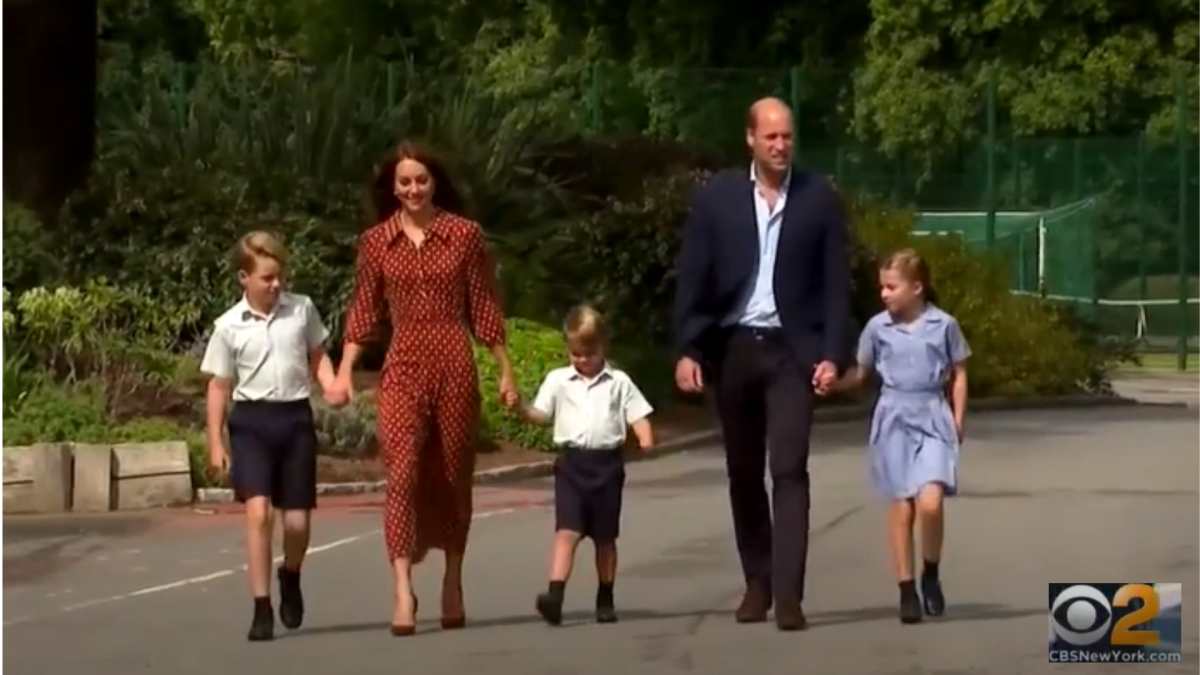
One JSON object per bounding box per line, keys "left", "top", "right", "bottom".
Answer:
{"left": 549, "top": 530, "right": 581, "bottom": 582}
{"left": 277, "top": 509, "right": 310, "bottom": 629}
{"left": 245, "top": 497, "right": 274, "bottom": 597}
{"left": 245, "top": 496, "right": 275, "bottom": 640}
{"left": 537, "top": 530, "right": 581, "bottom": 625}
{"left": 281, "top": 509, "right": 310, "bottom": 571}
{"left": 594, "top": 541, "right": 618, "bottom": 623}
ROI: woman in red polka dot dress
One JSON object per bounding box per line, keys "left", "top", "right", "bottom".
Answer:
{"left": 329, "top": 143, "right": 519, "bottom": 636}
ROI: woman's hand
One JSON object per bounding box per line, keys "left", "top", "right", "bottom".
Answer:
{"left": 498, "top": 368, "right": 518, "bottom": 409}
{"left": 326, "top": 372, "right": 355, "bottom": 407}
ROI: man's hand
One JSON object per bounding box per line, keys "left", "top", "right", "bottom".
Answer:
{"left": 811, "top": 360, "right": 837, "bottom": 397}
{"left": 674, "top": 356, "right": 704, "bottom": 394}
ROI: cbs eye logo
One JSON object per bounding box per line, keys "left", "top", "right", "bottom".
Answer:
{"left": 1050, "top": 584, "right": 1161, "bottom": 647}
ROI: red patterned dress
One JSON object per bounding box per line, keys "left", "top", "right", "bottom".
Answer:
{"left": 343, "top": 209, "right": 506, "bottom": 563}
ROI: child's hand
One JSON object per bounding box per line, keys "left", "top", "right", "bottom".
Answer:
{"left": 813, "top": 377, "right": 836, "bottom": 397}
{"left": 502, "top": 389, "right": 520, "bottom": 409}
{"left": 209, "top": 444, "right": 230, "bottom": 479}
{"left": 955, "top": 420, "right": 965, "bottom": 444}
{"left": 811, "top": 361, "right": 838, "bottom": 397}
{"left": 323, "top": 387, "right": 349, "bottom": 408}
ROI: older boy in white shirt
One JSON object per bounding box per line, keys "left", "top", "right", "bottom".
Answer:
{"left": 201, "top": 231, "right": 341, "bottom": 641}
{"left": 516, "top": 305, "right": 654, "bottom": 625}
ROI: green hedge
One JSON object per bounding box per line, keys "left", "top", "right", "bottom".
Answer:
{"left": 1, "top": 379, "right": 214, "bottom": 487}
{"left": 475, "top": 318, "right": 562, "bottom": 451}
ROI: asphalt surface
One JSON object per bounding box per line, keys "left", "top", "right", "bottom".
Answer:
{"left": 4, "top": 404, "right": 1198, "bottom": 675}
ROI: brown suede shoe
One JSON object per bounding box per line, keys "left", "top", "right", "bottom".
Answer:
{"left": 774, "top": 599, "right": 808, "bottom": 631}
{"left": 735, "top": 581, "right": 772, "bottom": 623}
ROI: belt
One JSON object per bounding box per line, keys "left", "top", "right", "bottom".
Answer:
{"left": 730, "top": 325, "right": 784, "bottom": 341}
{"left": 880, "top": 385, "right": 946, "bottom": 397}
{"left": 558, "top": 442, "right": 624, "bottom": 452}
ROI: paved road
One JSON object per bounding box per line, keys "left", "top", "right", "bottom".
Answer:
{"left": 4, "top": 405, "right": 1198, "bottom": 675}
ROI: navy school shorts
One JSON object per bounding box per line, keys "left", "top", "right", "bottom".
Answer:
{"left": 228, "top": 399, "right": 317, "bottom": 510}
{"left": 554, "top": 445, "right": 626, "bottom": 543}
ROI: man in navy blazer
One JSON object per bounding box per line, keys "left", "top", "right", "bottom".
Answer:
{"left": 672, "top": 97, "right": 851, "bottom": 631}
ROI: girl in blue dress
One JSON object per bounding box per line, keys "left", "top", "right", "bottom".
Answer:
{"left": 828, "top": 248, "right": 971, "bottom": 624}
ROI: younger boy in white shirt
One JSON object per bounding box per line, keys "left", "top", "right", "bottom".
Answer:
{"left": 515, "top": 305, "right": 654, "bottom": 625}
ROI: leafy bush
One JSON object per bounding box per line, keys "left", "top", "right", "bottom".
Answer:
{"left": 564, "top": 167, "right": 712, "bottom": 348}
{"left": 475, "top": 318, "right": 562, "bottom": 451}
{"left": 6, "top": 281, "right": 193, "bottom": 419}
{"left": 2, "top": 381, "right": 110, "bottom": 446}
{"left": 848, "top": 197, "right": 1135, "bottom": 395}
{"left": 1, "top": 379, "right": 216, "bottom": 487}
{"left": 2, "top": 202, "right": 61, "bottom": 292}
{"left": 27, "top": 53, "right": 577, "bottom": 354}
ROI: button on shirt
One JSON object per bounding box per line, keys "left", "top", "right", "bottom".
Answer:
{"left": 724, "top": 162, "right": 790, "bottom": 328}
{"left": 531, "top": 364, "right": 654, "bottom": 450}
{"left": 200, "top": 292, "right": 330, "bottom": 402}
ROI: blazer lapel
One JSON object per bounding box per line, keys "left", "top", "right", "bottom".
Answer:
{"left": 774, "top": 169, "right": 809, "bottom": 276}
{"left": 736, "top": 174, "right": 759, "bottom": 276}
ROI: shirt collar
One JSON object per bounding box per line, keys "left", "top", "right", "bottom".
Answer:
{"left": 882, "top": 303, "right": 941, "bottom": 327}
{"left": 750, "top": 161, "right": 792, "bottom": 193}
{"left": 239, "top": 293, "right": 289, "bottom": 322}
{"left": 382, "top": 208, "right": 451, "bottom": 246}
{"left": 569, "top": 362, "right": 613, "bottom": 383}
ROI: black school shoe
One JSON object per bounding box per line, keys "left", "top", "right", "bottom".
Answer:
{"left": 248, "top": 598, "right": 275, "bottom": 641}
{"left": 278, "top": 567, "right": 304, "bottom": 629}
{"left": 536, "top": 592, "right": 563, "bottom": 626}
{"left": 596, "top": 604, "right": 618, "bottom": 623}
{"left": 921, "top": 576, "right": 945, "bottom": 616}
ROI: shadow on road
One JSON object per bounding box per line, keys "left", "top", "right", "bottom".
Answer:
{"left": 277, "top": 601, "right": 1041, "bottom": 639}
{"left": 806, "top": 602, "right": 1043, "bottom": 628}
{"left": 277, "top": 607, "right": 739, "bottom": 639}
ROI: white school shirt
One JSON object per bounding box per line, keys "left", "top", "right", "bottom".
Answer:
{"left": 200, "top": 292, "right": 330, "bottom": 402}
{"left": 531, "top": 364, "right": 654, "bottom": 450}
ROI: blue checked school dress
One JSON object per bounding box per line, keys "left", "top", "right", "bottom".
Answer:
{"left": 856, "top": 304, "right": 972, "bottom": 500}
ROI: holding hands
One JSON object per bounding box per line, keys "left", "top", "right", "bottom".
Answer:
{"left": 322, "top": 371, "right": 353, "bottom": 408}
{"left": 811, "top": 360, "right": 838, "bottom": 397}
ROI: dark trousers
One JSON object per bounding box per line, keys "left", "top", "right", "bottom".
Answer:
{"left": 711, "top": 327, "right": 815, "bottom": 606}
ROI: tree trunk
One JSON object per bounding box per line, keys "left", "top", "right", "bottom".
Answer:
{"left": 3, "top": 0, "right": 97, "bottom": 225}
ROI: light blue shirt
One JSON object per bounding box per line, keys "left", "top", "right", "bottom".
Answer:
{"left": 724, "top": 162, "right": 789, "bottom": 328}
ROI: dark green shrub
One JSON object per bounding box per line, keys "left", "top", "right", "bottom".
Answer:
{"left": 474, "top": 318, "right": 562, "bottom": 451}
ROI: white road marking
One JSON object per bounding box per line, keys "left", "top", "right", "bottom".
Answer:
{"left": 5, "top": 507, "right": 521, "bottom": 627}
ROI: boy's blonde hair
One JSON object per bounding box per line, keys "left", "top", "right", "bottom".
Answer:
{"left": 564, "top": 304, "right": 609, "bottom": 351}
{"left": 880, "top": 247, "right": 939, "bottom": 304}
{"left": 235, "top": 231, "right": 288, "bottom": 274}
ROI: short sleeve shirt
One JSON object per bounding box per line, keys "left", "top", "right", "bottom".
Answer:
{"left": 532, "top": 364, "right": 654, "bottom": 449}
{"left": 200, "top": 292, "right": 329, "bottom": 401}
{"left": 856, "top": 304, "right": 971, "bottom": 392}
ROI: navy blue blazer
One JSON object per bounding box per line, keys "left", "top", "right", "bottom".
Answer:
{"left": 672, "top": 166, "right": 851, "bottom": 370}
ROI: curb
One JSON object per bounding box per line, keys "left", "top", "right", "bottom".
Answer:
{"left": 191, "top": 393, "right": 1163, "bottom": 504}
